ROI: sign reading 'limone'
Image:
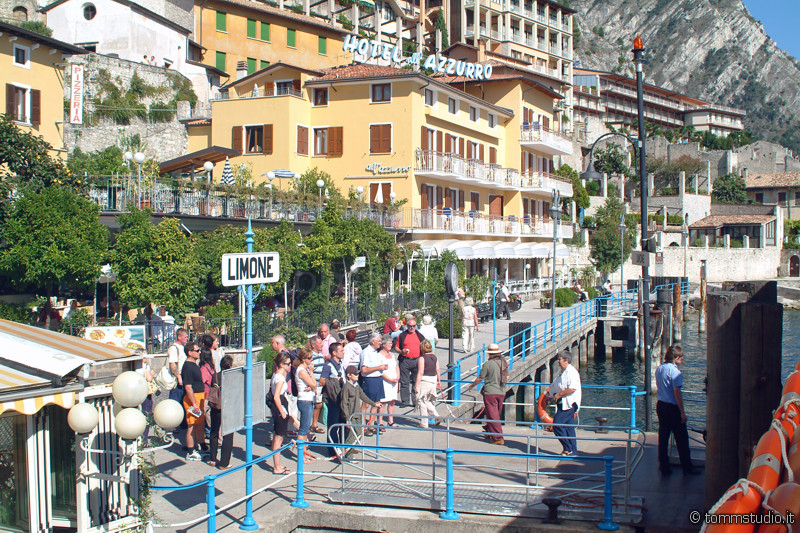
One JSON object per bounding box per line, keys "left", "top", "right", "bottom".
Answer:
{"left": 221, "top": 253, "right": 280, "bottom": 286}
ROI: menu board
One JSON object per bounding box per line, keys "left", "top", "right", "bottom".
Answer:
{"left": 84, "top": 325, "right": 147, "bottom": 351}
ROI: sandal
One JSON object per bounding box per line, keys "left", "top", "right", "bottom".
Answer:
{"left": 311, "top": 427, "right": 325, "bottom": 434}
{"left": 387, "top": 422, "right": 397, "bottom": 427}
{"left": 272, "top": 467, "right": 290, "bottom": 475}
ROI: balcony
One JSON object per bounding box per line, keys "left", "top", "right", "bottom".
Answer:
{"left": 396, "top": 208, "right": 574, "bottom": 239}
{"left": 520, "top": 124, "right": 573, "bottom": 155}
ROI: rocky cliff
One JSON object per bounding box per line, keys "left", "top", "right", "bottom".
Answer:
{"left": 572, "top": 0, "right": 800, "bottom": 151}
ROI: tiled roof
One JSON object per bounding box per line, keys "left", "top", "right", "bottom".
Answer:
{"left": 313, "top": 63, "right": 416, "bottom": 81}
{"left": 184, "top": 119, "right": 211, "bottom": 126}
{"left": 212, "top": 0, "right": 354, "bottom": 35}
{"left": 744, "top": 172, "right": 800, "bottom": 189}
{"left": 437, "top": 62, "right": 565, "bottom": 99}
{"left": 690, "top": 215, "right": 775, "bottom": 228}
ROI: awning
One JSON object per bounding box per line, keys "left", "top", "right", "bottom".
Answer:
{"left": 412, "top": 239, "right": 570, "bottom": 260}
{"left": 159, "top": 146, "right": 241, "bottom": 175}
{"left": 0, "top": 365, "right": 48, "bottom": 392}
{"left": 0, "top": 390, "right": 75, "bottom": 416}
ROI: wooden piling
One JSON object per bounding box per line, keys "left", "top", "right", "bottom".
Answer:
{"left": 699, "top": 261, "right": 707, "bottom": 333}
{"left": 637, "top": 278, "right": 645, "bottom": 361}
{"left": 657, "top": 288, "right": 673, "bottom": 360}
{"left": 673, "top": 283, "right": 682, "bottom": 342}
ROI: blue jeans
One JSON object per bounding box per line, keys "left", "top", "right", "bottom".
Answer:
{"left": 297, "top": 400, "right": 314, "bottom": 438}
{"left": 553, "top": 403, "right": 578, "bottom": 454}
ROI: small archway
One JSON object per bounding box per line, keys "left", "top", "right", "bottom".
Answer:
{"left": 790, "top": 255, "right": 799, "bottom": 277}
{"left": 12, "top": 6, "right": 28, "bottom": 20}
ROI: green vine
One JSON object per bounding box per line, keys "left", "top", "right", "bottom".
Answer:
{"left": 134, "top": 452, "right": 160, "bottom": 530}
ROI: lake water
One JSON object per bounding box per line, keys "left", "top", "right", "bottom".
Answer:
{"left": 578, "top": 309, "right": 800, "bottom": 429}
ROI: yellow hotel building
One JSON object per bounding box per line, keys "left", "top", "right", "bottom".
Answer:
{"left": 1, "top": 20, "right": 87, "bottom": 153}
{"left": 188, "top": 60, "right": 573, "bottom": 280}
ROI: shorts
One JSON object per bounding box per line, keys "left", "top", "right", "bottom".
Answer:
{"left": 183, "top": 392, "right": 205, "bottom": 426}
{"left": 315, "top": 386, "right": 323, "bottom": 404}
{"left": 363, "top": 376, "right": 385, "bottom": 403}
{"left": 297, "top": 400, "right": 314, "bottom": 437}
{"left": 271, "top": 395, "right": 290, "bottom": 437}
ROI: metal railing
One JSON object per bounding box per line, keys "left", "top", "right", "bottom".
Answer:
{"left": 519, "top": 124, "right": 574, "bottom": 154}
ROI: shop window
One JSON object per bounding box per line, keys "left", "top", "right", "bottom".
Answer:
{"left": 0, "top": 414, "right": 29, "bottom": 530}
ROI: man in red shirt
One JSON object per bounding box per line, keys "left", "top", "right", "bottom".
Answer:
{"left": 393, "top": 318, "right": 425, "bottom": 408}
{"left": 383, "top": 311, "right": 402, "bottom": 339}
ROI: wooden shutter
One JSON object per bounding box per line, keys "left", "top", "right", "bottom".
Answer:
{"left": 489, "top": 194, "right": 503, "bottom": 216}
{"left": 420, "top": 184, "right": 428, "bottom": 209}
{"left": 436, "top": 186, "right": 443, "bottom": 210}
{"left": 30, "top": 89, "right": 40, "bottom": 125}
{"left": 489, "top": 147, "right": 497, "bottom": 164}
{"left": 458, "top": 190, "right": 465, "bottom": 211}
{"left": 297, "top": 125, "right": 308, "bottom": 155}
{"left": 444, "top": 191, "right": 451, "bottom": 208}
{"left": 6, "top": 84, "right": 14, "bottom": 116}
{"left": 231, "top": 126, "right": 243, "bottom": 153}
{"left": 381, "top": 183, "right": 391, "bottom": 205}
{"left": 479, "top": 144, "right": 484, "bottom": 162}
{"left": 292, "top": 79, "right": 301, "bottom": 92}
{"left": 262, "top": 124, "right": 273, "bottom": 153}
{"left": 521, "top": 151, "right": 525, "bottom": 172}
{"left": 543, "top": 201, "right": 550, "bottom": 219}
{"left": 370, "top": 125, "right": 380, "bottom": 154}
{"left": 329, "top": 126, "right": 343, "bottom": 156}
{"left": 369, "top": 183, "right": 379, "bottom": 204}
{"left": 543, "top": 115, "right": 550, "bottom": 129}
{"left": 436, "top": 131, "right": 443, "bottom": 152}
{"left": 445, "top": 135, "right": 452, "bottom": 153}
{"left": 471, "top": 192, "right": 479, "bottom": 211}
{"left": 421, "top": 126, "right": 429, "bottom": 151}
{"left": 381, "top": 125, "right": 391, "bottom": 152}
{"left": 459, "top": 138, "right": 465, "bottom": 157}
{"left": 267, "top": 81, "right": 275, "bottom": 95}
{"left": 370, "top": 124, "right": 390, "bottom": 153}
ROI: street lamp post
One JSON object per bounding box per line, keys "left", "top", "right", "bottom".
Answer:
{"left": 549, "top": 189, "right": 562, "bottom": 318}
{"left": 133, "top": 152, "right": 145, "bottom": 207}
{"left": 619, "top": 212, "right": 626, "bottom": 292}
{"left": 316, "top": 179, "right": 325, "bottom": 214}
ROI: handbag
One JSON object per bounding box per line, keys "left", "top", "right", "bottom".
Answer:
{"left": 207, "top": 374, "right": 221, "bottom": 410}
{"left": 147, "top": 379, "right": 160, "bottom": 396}
{"left": 155, "top": 365, "right": 177, "bottom": 391}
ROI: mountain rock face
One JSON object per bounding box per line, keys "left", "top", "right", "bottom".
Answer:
{"left": 572, "top": 0, "right": 800, "bottom": 151}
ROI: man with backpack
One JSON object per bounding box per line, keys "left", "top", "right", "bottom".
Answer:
{"left": 467, "top": 343, "right": 508, "bottom": 445}
{"left": 320, "top": 342, "right": 346, "bottom": 457}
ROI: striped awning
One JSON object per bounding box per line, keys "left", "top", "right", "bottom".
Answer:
{"left": 0, "top": 365, "right": 48, "bottom": 391}
{"left": 0, "top": 390, "right": 75, "bottom": 416}
{"left": 413, "top": 239, "right": 570, "bottom": 260}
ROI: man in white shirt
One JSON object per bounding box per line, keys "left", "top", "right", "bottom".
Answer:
{"left": 168, "top": 328, "right": 189, "bottom": 403}
{"left": 547, "top": 350, "right": 582, "bottom": 455}
{"left": 497, "top": 281, "right": 512, "bottom": 320}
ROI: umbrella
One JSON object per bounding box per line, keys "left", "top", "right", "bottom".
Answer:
{"left": 373, "top": 185, "right": 383, "bottom": 204}
{"left": 220, "top": 157, "right": 235, "bottom": 186}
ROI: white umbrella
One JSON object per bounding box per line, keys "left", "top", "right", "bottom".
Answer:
{"left": 220, "top": 157, "right": 235, "bottom": 186}
{"left": 373, "top": 185, "right": 383, "bottom": 204}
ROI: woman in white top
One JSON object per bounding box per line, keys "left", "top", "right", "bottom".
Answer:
{"left": 270, "top": 352, "right": 293, "bottom": 474}
{"left": 379, "top": 334, "right": 399, "bottom": 427}
{"left": 342, "top": 329, "right": 362, "bottom": 369}
{"left": 293, "top": 349, "right": 317, "bottom": 459}
{"left": 418, "top": 315, "right": 439, "bottom": 352}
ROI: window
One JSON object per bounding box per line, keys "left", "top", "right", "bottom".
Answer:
{"left": 287, "top": 28, "right": 296, "bottom": 48}
{"left": 245, "top": 125, "right": 263, "bottom": 153}
{"left": 424, "top": 88, "right": 435, "bottom": 107}
{"left": 313, "top": 88, "right": 328, "bottom": 106}
{"left": 5, "top": 84, "right": 39, "bottom": 124}
{"left": 215, "top": 11, "right": 226, "bottom": 32}
{"left": 371, "top": 83, "right": 391, "bottom": 103}
{"left": 82, "top": 3, "right": 96, "bottom": 19}
{"left": 779, "top": 192, "right": 787, "bottom": 204}
{"left": 12, "top": 6, "right": 28, "bottom": 21}
{"left": 488, "top": 113, "right": 497, "bottom": 128}
{"left": 370, "top": 124, "right": 392, "bottom": 154}
{"left": 795, "top": 191, "right": 800, "bottom": 205}
{"left": 260, "top": 60, "right": 270, "bottom": 69}
{"left": 0, "top": 415, "right": 28, "bottom": 531}
{"left": 261, "top": 22, "right": 270, "bottom": 41}
{"left": 318, "top": 36, "right": 327, "bottom": 55}
{"left": 247, "top": 18, "right": 256, "bottom": 38}
{"left": 755, "top": 192, "right": 764, "bottom": 204}
{"left": 13, "top": 44, "right": 29, "bottom": 68}
{"left": 469, "top": 106, "right": 478, "bottom": 122}
{"left": 235, "top": 124, "right": 273, "bottom": 154}
{"left": 448, "top": 98, "right": 457, "bottom": 114}
{"left": 297, "top": 125, "right": 308, "bottom": 155}
{"left": 215, "top": 51, "right": 226, "bottom": 72}
{"left": 247, "top": 57, "right": 256, "bottom": 75}
{"left": 314, "top": 128, "right": 328, "bottom": 155}
{"left": 276, "top": 80, "right": 293, "bottom": 95}
{"left": 313, "top": 127, "right": 343, "bottom": 156}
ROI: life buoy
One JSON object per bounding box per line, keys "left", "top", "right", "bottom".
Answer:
{"left": 537, "top": 388, "right": 554, "bottom": 425}
{"left": 758, "top": 482, "right": 800, "bottom": 533}
{"left": 783, "top": 430, "right": 800, "bottom": 484}
{"left": 705, "top": 480, "right": 763, "bottom": 533}
{"left": 747, "top": 428, "right": 786, "bottom": 492}
{"left": 781, "top": 372, "right": 800, "bottom": 406}
{"left": 774, "top": 405, "right": 799, "bottom": 443}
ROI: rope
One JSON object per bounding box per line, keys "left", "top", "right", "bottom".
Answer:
{"left": 699, "top": 479, "right": 766, "bottom": 533}
{"left": 770, "top": 419, "right": 794, "bottom": 483}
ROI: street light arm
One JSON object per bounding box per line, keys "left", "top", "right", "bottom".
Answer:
{"left": 581, "top": 131, "right": 639, "bottom": 180}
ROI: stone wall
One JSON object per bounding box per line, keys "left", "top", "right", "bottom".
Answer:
{"left": 660, "top": 246, "right": 782, "bottom": 282}
{"left": 734, "top": 141, "right": 800, "bottom": 174}
{"left": 0, "top": 0, "right": 41, "bottom": 22}
{"left": 780, "top": 249, "right": 800, "bottom": 278}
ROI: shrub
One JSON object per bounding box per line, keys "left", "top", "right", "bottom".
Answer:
{"left": 435, "top": 316, "right": 462, "bottom": 339}
{"left": 0, "top": 302, "right": 33, "bottom": 324}
{"left": 554, "top": 288, "right": 577, "bottom": 307}
{"left": 586, "top": 287, "right": 598, "bottom": 300}
{"left": 60, "top": 308, "right": 91, "bottom": 337}
{"left": 729, "top": 238, "right": 744, "bottom": 248}
{"left": 582, "top": 215, "right": 596, "bottom": 228}
{"left": 205, "top": 300, "right": 235, "bottom": 320}
{"left": 338, "top": 13, "right": 353, "bottom": 30}
{"left": 257, "top": 323, "right": 308, "bottom": 376}
{"left": 667, "top": 215, "right": 685, "bottom": 225}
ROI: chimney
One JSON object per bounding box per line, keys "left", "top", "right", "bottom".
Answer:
{"left": 477, "top": 39, "right": 486, "bottom": 63}
{"left": 236, "top": 61, "right": 248, "bottom": 80}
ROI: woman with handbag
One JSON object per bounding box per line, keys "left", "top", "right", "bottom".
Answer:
{"left": 199, "top": 348, "right": 216, "bottom": 454}
{"left": 206, "top": 355, "right": 234, "bottom": 469}
{"left": 269, "top": 352, "right": 294, "bottom": 475}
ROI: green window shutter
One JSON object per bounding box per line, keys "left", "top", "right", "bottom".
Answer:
{"left": 247, "top": 57, "right": 256, "bottom": 74}
{"left": 318, "top": 36, "right": 327, "bottom": 55}
{"left": 260, "top": 60, "right": 270, "bottom": 69}
{"left": 247, "top": 19, "right": 256, "bottom": 38}
{"left": 216, "top": 11, "right": 226, "bottom": 32}
{"left": 216, "top": 51, "right": 226, "bottom": 72}
{"left": 261, "top": 22, "right": 270, "bottom": 41}
{"left": 287, "top": 28, "right": 296, "bottom": 47}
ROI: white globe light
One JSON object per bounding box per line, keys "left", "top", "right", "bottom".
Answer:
{"left": 294, "top": 173, "right": 301, "bottom": 179}
{"left": 133, "top": 152, "right": 146, "bottom": 164}
{"left": 390, "top": 192, "right": 397, "bottom": 199}
{"left": 68, "top": 403, "right": 99, "bottom": 434}
{"left": 203, "top": 161, "right": 214, "bottom": 172}
{"left": 112, "top": 371, "right": 149, "bottom": 408}
{"left": 316, "top": 179, "right": 325, "bottom": 188}
{"left": 356, "top": 186, "right": 364, "bottom": 194}
{"left": 153, "top": 399, "right": 184, "bottom": 431}
{"left": 267, "top": 171, "right": 275, "bottom": 181}
{"left": 123, "top": 151, "right": 133, "bottom": 161}
{"left": 115, "top": 408, "right": 147, "bottom": 440}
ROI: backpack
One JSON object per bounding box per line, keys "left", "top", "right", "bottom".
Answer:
{"left": 323, "top": 360, "right": 345, "bottom": 405}
{"left": 284, "top": 348, "right": 300, "bottom": 397}
{"left": 207, "top": 373, "right": 222, "bottom": 409}
{"left": 494, "top": 357, "right": 509, "bottom": 386}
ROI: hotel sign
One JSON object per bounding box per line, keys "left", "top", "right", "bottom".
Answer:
{"left": 366, "top": 162, "right": 411, "bottom": 175}
{"left": 343, "top": 36, "right": 494, "bottom": 80}
{"left": 69, "top": 65, "right": 84, "bottom": 124}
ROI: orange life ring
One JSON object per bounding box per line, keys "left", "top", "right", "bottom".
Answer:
{"left": 705, "top": 482, "right": 762, "bottom": 533}
{"left": 774, "top": 405, "right": 799, "bottom": 444}
{"left": 783, "top": 430, "right": 800, "bottom": 484}
{"left": 758, "top": 482, "right": 800, "bottom": 533}
{"left": 748, "top": 428, "right": 786, "bottom": 492}
{"left": 537, "top": 388, "right": 554, "bottom": 425}
{"left": 795, "top": 360, "right": 800, "bottom": 372}
{"left": 780, "top": 372, "right": 800, "bottom": 406}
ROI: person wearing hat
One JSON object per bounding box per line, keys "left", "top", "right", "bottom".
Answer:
{"left": 467, "top": 344, "right": 508, "bottom": 445}
{"left": 460, "top": 297, "right": 479, "bottom": 353}
{"left": 546, "top": 350, "right": 582, "bottom": 456}
{"left": 340, "top": 365, "right": 379, "bottom": 452}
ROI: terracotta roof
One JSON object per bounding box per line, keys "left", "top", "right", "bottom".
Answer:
{"left": 183, "top": 119, "right": 211, "bottom": 126}
{"left": 209, "top": 0, "right": 354, "bottom": 35}
{"left": 744, "top": 172, "right": 800, "bottom": 189}
{"left": 313, "top": 63, "right": 416, "bottom": 81}
{"left": 690, "top": 215, "right": 775, "bottom": 228}
{"left": 436, "top": 61, "right": 565, "bottom": 100}
{"left": 0, "top": 21, "right": 88, "bottom": 54}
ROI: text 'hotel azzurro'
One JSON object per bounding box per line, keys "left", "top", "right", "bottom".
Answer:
{"left": 343, "top": 35, "right": 494, "bottom": 80}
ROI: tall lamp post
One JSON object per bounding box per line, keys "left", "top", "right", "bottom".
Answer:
{"left": 549, "top": 189, "right": 562, "bottom": 318}
{"left": 316, "top": 179, "right": 325, "bottom": 213}
{"left": 619, "top": 212, "right": 626, "bottom": 292}
{"left": 133, "top": 152, "right": 145, "bottom": 207}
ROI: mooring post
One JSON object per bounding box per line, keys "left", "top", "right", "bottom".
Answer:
{"left": 656, "top": 288, "right": 673, "bottom": 361}
{"left": 672, "top": 283, "right": 682, "bottom": 342}
{"left": 699, "top": 260, "right": 707, "bottom": 333}
{"left": 637, "top": 278, "right": 644, "bottom": 362}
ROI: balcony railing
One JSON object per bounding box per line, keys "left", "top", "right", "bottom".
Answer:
{"left": 394, "top": 208, "right": 573, "bottom": 239}
{"left": 519, "top": 124, "right": 573, "bottom": 155}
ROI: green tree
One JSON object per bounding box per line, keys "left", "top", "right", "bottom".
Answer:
{"left": 67, "top": 146, "right": 128, "bottom": 179}
{"left": 434, "top": 8, "right": 449, "bottom": 48}
{"left": 111, "top": 209, "right": 204, "bottom": 318}
{"left": 588, "top": 197, "right": 636, "bottom": 275}
{"left": 555, "top": 164, "right": 589, "bottom": 211}
{"left": 593, "top": 143, "right": 636, "bottom": 181}
{"left": 712, "top": 173, "right": 748, "bottom": 204}
{"left": 17, "top": 20, "right": 53, "bottom": 36}
{"left": 410, "top": 250, "right": 463, "bottom": 317}
{"left": 0, "top": 186, "right": 108, "bottom": 297}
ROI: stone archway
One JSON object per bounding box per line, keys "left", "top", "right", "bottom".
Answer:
{"left": 790, "top": 255, "right": 800, "bottom": 277}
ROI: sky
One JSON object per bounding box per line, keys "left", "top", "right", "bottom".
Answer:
{"left": 742, "top": 0, "right": 800, "bottom": 59}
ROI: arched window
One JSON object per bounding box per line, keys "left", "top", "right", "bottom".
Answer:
{"left": 83, "top": 3, "right": 96, "bottom": 20}
{"left": 12, "top": 6, "right": 28, "bottom": 21}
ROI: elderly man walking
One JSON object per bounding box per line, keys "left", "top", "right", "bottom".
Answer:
{"left": 393, "top": 318, "right": 425, "bottom": 408}
{"left": 467, "top": 343, "right": 508, "bottom": 445}
{"left": 547, "top": 350, "right": 582, "bottom": 456}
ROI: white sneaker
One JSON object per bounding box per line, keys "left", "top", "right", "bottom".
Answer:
{"left": 186, "top": 450, "right": 202, "bottom": 461}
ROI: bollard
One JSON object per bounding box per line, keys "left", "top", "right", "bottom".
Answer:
{"left": 291, "top": 440, "right": 310, "bottom": 509}
{"left": 629, "top": 386, "right": 638, "bottom": 433}
{"left": 598, "top": 456, "right": 619, "bottom": 530}
{"left": 440, "top": 449, "right": 460, "bottom": 520}
{"left": 453, "top": 362, "right": 461, "bottom": 407}
{"left": 595, "top": 416, "right": 609, "bottom": 434}
{"left": 205, "top": 477, "right": 216, "bottom": 533}
{"left": 542, "top": 497, "right": 563, "bottom": 524}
